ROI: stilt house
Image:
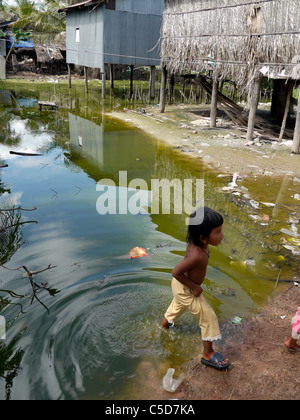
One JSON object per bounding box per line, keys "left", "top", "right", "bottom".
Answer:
{"left": 160, "top": 0, "right": 300, "bottom": 153}
{"left": 59, "top": 0, "right": 164, "bottom": 97}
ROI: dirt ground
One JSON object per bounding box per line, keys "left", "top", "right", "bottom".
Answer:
{"left": 177, "top": 284, "right": 300, "bottom": 401}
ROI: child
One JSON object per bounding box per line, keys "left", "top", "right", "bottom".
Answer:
{"left": 284, "top": 307, "right": 300, "bottom": 352}
{"left": 161, "top": 207, "right": 231, "bottom": 370}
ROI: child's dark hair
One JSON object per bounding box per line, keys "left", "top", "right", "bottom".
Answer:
{"left": 187, "top": 207, "right": 223, "bottom": 247}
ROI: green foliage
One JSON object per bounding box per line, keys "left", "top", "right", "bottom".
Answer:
{"left": 6, "top": 27, "right": 33, "bottom": 62}
{"left": 11, "top": 27, "right": 32, "bottom": 43}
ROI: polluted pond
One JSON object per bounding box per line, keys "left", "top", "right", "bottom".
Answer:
{"left": 0, "top": 81, "right": 299, "bottom": 400}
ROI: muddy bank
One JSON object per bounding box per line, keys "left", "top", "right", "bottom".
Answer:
{"left": 178, "top": 283, "right": 300, "bottom": 401}
{"left": 109, "top": 104, "right": 300, "bottom": 178}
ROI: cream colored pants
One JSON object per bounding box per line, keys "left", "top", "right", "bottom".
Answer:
{"left": 164, "top": 278, "right": 221, "bottom": 342}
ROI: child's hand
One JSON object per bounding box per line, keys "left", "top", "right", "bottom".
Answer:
{"left": 192, "top": 284, "right": 203, "bottom": 297}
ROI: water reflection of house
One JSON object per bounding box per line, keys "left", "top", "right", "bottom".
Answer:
{"left": 68, "top": 112, "right": 156, "bottom": 183}
{"left": 0, "top": 89, "right": 12, "bottom": 105}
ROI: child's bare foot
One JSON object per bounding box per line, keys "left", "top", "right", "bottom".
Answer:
{"left": 161, "top": 317, "right": 174, "bottom": 329}
{"left": 284, "top": 335, "right": 300, "bottom": 351}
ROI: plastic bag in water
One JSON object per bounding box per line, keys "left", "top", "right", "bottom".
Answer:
{"left": 162, "top": 368, "right": 184, "bottom": 393}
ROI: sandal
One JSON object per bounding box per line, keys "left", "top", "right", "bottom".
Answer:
{"left": 201, "top": 352, "right": 231, "bottom": 370}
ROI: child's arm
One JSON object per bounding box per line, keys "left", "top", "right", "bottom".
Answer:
{"left": 172, "top": 254, "right": 203, "bottom": 297}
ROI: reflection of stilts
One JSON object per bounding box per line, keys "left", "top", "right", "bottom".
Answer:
{"left": 272, "top": 175, "right": 290, "bottom": 218}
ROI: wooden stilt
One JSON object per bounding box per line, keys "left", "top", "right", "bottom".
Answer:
{"left": 279, "top": 81, "right": 294, "bottom": 142}
{"left": 160, "top": 66, "right": 167, "bottom": 113}
{"left": 210, "top": 78, "right": 218, "bottom": 128}
{"left": 292, "top": 86, "right": 300, "bottom": 154}
{"left": 102, "top": 66, "right": 106, "bottom": 99}
{"left": 169, "top": 73, "right": 175, "bottom": 104}
{"left": 246, "top": 78, "right": 261, "bottom": 142}
{"left": 149, "top": 65, "right": 156, "bottom": 100}
{"left": 110, "top": 64, "right": 114, "bottom": 89}
{"left": 84, "top": 66, "right": 88, "bottom": 94}
{"left": 130, "top": 65, "right": 134, "bottom": 98}
{"left": 67, "top": 63, "right": 71, "bottom": 89}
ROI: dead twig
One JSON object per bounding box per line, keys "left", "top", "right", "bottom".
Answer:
{"left": 1, "top": 264, "right": 58, "bottom": 313}
{"left": 0, "top": 206, "right": 37, "bottom": 212}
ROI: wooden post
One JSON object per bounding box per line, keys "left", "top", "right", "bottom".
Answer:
{"left": 110, "top": 64, "right": 114, "bottom": 89}
{"left": 149, "top": 65, "right": 156, "bottom": 100}
{"left": 169, "top": 73, "right": 175, "bottom": 104}
{"left": 102, "top": 65, "right": 106, "bottom": 99}
{"left": 196, "top": 84, "right": 201, "bottom": 103}
{"left": 130, "top": 65, "right": 134, "bottom": 98}
{"left": 67, "top": 63, "right": 71, "bottom": 89}
{"left": 210, "top": 78, "right": 218, "bottom": 128}
{"left": 160, "top": 66, "right": 167, "bottom": 113}
{"left": 84, "top": 66, "right": 88, "bottom": 94}
{"left": 246, "top": 78, "right": 261, "bottom": 142}
{"left": 279, "top": 81, "right": 294, "bottom": 142}
{"left": 292, "top": 86, "right": 300, "bottom": 154}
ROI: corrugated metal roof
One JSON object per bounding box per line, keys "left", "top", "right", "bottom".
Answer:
{"left": 58, "top": 0, "right": 104, "bottom": 12}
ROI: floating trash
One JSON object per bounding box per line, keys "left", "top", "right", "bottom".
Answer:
{"left": 244, "top": 259, "right": 256, "bottom": 266}
{"left": 129, "top": 247, "right": 148, "bottom": 259}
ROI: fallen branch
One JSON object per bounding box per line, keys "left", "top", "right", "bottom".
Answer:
{"left": 0, "top": 206, "right": 37, "bottom": 212}
{"left": 9, "top": 151, "right": 43, "bottom": 157}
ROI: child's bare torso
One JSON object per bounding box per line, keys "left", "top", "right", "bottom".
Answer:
{"left": 183, "top": 243, "right": 209, "bottom": 286}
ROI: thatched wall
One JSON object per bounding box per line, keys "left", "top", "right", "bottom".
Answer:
{"left": 161, "top": 0, "right": 300, "bottom": 90}
{"left": 35, "top": 46, "right": 64, "bottom": 63}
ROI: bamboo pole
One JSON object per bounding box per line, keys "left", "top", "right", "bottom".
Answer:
{"left": 292, "top": 86, "right": 300, "bottom": 154}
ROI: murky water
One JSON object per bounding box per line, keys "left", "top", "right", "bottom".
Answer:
{"left": 0, "top": 82, "right": 299, "bottom": 400}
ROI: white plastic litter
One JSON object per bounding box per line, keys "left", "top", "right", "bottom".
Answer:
{"left": 162, "top": 368, "right": 184, "bottom": 393}
{"left": 280, "top": 228, "right": 299, "bottom": 238}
